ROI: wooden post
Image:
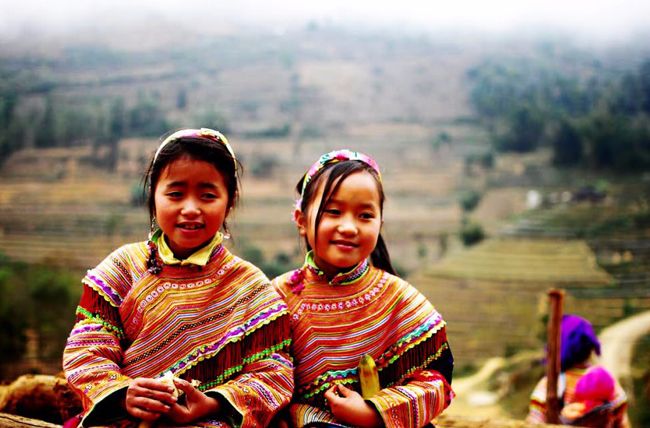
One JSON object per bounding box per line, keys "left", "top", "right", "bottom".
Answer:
{"left": 545, "top": 289, "right": 564, "bottom": 424}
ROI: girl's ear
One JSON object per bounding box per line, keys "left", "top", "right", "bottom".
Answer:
{"left": 226, "top": 191, "right": 238, "bottom": 217}
{"left": 293, "top": 209, "right": 308, "bottom": 237}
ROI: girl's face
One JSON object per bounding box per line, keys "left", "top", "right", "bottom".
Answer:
{"left": 296, "top": 170, "right": 382, "bottom": 278}
{"left": 154, "top": 156, "right": 230, "bottom": 259}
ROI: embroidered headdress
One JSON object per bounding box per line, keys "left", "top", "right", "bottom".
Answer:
{"left": 154, "top": 128, "right": 236, "bottom": 167}
{"left": 296, "top": 149, "right": 381, "bottom": 209}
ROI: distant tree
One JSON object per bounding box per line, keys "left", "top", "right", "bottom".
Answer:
{"left": 0, "top": 93, "right": 18, "bottom": 161}
{"left": 458, "top": 189, "right": 482, "bottom": 213}
{"left": 641, "top": 60, "right": 650, "bottom": 113}
{"left": 35, "top": 95, "right": 56, "bottom": 147}
{"left": 0, "top": 253, "right": 79, "bottom": 371}
{"left": 250, "top": 155, "right": 279, "bottom": 178}
{"left": 129, "top": 93, "right": 169, "bottom": 137}
{"left": 102, "top": 98, "right": 127, "bottom": 172}
{"left": 430, "top": 131, "right": 452, "bottom": 152}
{"left": 193, "top": 109, "right": 230, "bottom": 134}
{"left": 582, "top": 112, "right": 650, "bottom": 171}
{"left": 459, "top": 221, "right": 485, "bottom": 247}
{"left": 0, "top": 254, "right": 28, "bottom": 371}
{"left": 109, "top": 98, "right": 127, "bottom": 140}
{"left": 495, "top": 106, "right": 545, "bottom": 152}
{"left": 612, "top": 59, "right": 650, "bottom": 115}
{"left": 551, "top": 119, "right": 583, "bottom": 166}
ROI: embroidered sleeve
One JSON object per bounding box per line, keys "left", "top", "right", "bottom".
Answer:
{"left": 368, "top": 335, "right": 454, "bottom": 428}
{"left": 63, "top": 283, "right": 132, "bottom": 425}
{"left": 209, "top": 349, "right": 294, "bottom": 428}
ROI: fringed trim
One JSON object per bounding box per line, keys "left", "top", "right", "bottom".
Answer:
{"left": 302, "top": 376, "right": 358, "bottom": 400}
{"left": 197, "top": 339, "right": 292, "bottom": 391}
{"left": 380, "top": 315, "right": 445, "bottom": 367}
{"left": 380, "top": 328, "right": 450, "bottom": 388}
{"left": 388, "top": 342, "right": 450, "bottom": 387}
{"left": 298, "top": 327, "right": 450, "bottom": 406}
{"left": 76, "top": 284, "right": 125, "bottom": 340}
{"left": 174, "top": 312, "right": 292, "bottom": 388}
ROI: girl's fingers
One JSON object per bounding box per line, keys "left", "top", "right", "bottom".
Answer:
{"left": 137, "top": 394, "right": 174, "bottom": 411}
{"left": 126, "top": 397, "right": 170, "bottom": 421}
{"left": 336, "top": 384, "right": 353, "bottom": 397}
{"left": 133, "top": 377, "right": 176, "bottom": 394}
{"left": 129, "top": 381, "right": 177, "bottom": 406}
{"left": 172, "top": 377, "right": 195, "bottom": 395}
{"left": 126, "top": 379, "right": 177, "bottom": 421}
{"left": 323, "top": 385, "right": 342, "bottom": 402}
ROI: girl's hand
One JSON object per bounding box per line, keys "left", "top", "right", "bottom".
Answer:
{"left": 125, "top": 377, "right": 177, "bottom": 422}
{"left": 165, "top": 378, "right": 220, "bottom": 424}
{"left": 324, "top": 384, "right": 383, "bottom": 428}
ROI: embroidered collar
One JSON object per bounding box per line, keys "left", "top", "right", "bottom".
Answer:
{"left": 304, "top": 251, "right": 370, "bottom": 285}
{"left": 151, "top": 230, "right": 224, "bottom": 267}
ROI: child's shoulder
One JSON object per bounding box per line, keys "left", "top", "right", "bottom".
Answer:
{"left": 87, "top": 241, "right": 151, "bottom": 278}
{"left": 106, "top": 240, "right": 150, "bottom": 262}
{"left": 228, "top": 254, "right": 271, "bottom": 283}
{"left": 376, "top": 268, "right": 423, "bottom": 294}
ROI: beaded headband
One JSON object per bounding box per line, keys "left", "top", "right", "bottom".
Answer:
{"left": 154, "top": 128, "right": 236, "bottom": 167}
{"left": 296, "top": 149, "right": 381, "bottom": 209}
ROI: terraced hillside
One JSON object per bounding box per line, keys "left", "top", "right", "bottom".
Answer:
{"left": 409, "top": 238, "right": 649, "bottom": 367}
{"left": 0, "top": 122, "right": 481, "bottom": 273}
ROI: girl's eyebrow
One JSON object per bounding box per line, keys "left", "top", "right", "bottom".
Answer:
{"left": 328, "top": 198, "right": 378, "bottom": 209}
{"left": 164, "top": 181, "right": 218, "bottom": 189}
{"left": 198, "top": 182, "right": 219, "bottom": 189}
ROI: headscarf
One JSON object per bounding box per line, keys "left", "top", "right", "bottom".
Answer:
{"left": 561, "top": 314, "right": 601, "bottom": 371}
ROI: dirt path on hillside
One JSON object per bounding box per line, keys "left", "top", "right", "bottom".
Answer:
{"left": 599, "top": 309, "right": 650, "bottom": 387}
{"left": 445, "top": 351, "right": 542, "bottom": 418}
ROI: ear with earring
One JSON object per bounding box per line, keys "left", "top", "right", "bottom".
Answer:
{"left": 222, "top": 221, "right": 231, "bottom": 240}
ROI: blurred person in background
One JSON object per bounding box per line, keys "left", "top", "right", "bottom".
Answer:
{"left": 526, "top": 314, "right": 629, "bottom": 427}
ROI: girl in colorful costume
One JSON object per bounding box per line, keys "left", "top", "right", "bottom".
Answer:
{"left": 526, "top": 314, "right": 629, "bottom": 427}
{"left": 272, "top": 150, "right": 454, "bottom": 428}
{"left": 63, "top": 129, "right": 293, "bottom": 427}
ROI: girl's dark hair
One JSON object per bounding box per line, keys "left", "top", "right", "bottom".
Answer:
{"left": 144, "top": 133, "right": 241, "bottom": 235}
{"left": 296, "top": 160, "right": 396, "bottom": 275}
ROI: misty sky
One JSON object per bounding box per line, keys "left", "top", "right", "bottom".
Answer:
{"left": 1, "top": 0, "right": 649, "bottom": 41}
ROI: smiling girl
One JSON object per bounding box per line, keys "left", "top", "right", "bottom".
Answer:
{"left": 272, "top": 149, "right": 454, "bottom": 428}
{"left": 63, "top": 128, "right": 293, "bottom": 427}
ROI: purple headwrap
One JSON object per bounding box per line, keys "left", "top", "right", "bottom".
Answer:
{"left": 560, "top": 314, "right": 601, "bottom": 371}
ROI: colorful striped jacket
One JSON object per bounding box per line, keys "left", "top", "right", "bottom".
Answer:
{"left": 63, "top": 240, "right": 293, "bottom": 427}
{"left": 272, "top": 256, "right": 454, "bottom": 428}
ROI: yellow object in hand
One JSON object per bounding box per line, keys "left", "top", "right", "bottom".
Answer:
{"left": 358, "top": 354, "right": 381, "bottom": 399}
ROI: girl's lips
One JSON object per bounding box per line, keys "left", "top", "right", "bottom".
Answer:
{"left": 177, "top": 223, "right": 204, "bottom": 230}
{"left": 332, "top": 240, "right": 358, "bottom": 249}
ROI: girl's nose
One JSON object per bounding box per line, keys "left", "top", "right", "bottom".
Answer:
{"left": 181, "top": 199, "right": 201, "bottom": 216}
{"left": 337, "top": 217, "right": 358, "bottom": 235}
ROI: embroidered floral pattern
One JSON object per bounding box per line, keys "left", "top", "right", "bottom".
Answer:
{"left": 136, "top": 259, "right": 237, "bottom": 316}
{"left": 292, "top": 272, "right": 388, "bottom": 322}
